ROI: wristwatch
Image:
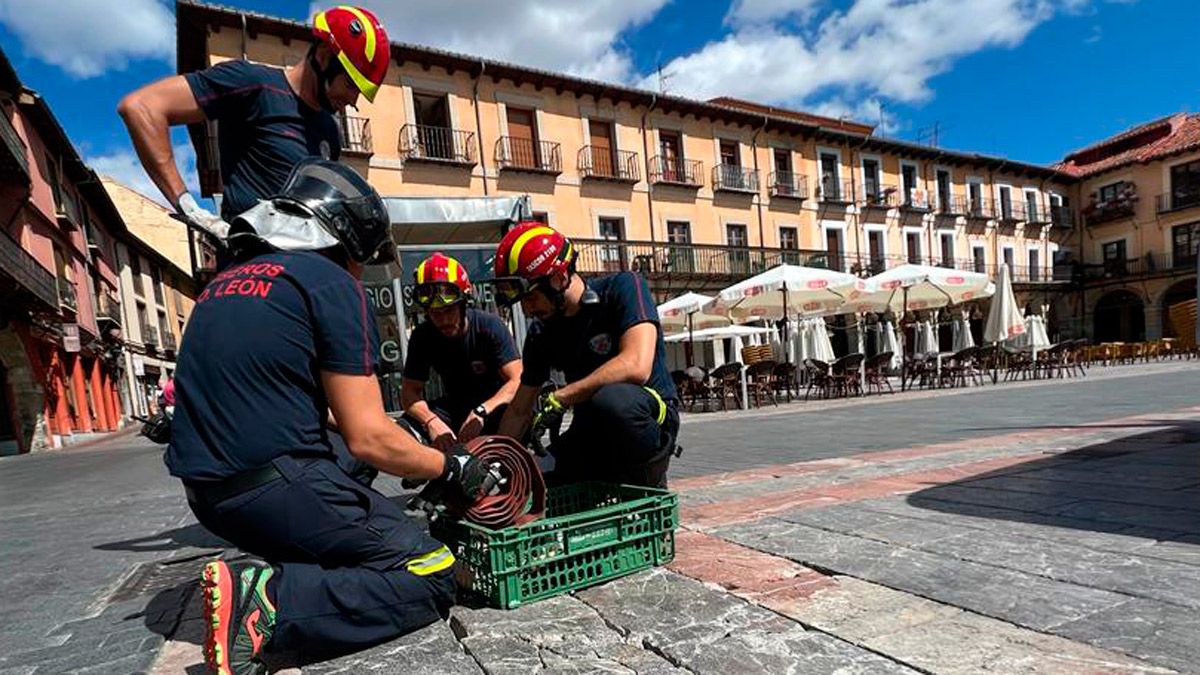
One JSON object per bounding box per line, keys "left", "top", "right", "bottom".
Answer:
{"left": 473, "top": 404, "right": 488, "bottom": 418}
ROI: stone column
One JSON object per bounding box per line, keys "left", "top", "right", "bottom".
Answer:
{"left": 89, "top": 358, "right": 110, "bottom": 431}
{"left": 70, "top": 354, "right": 93, "bottom": 433}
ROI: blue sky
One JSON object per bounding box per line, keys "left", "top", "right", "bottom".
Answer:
{"left": 0, "top": 0, "right": 1193, "bottom": 202}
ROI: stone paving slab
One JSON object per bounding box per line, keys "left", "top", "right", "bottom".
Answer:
{"left": 303, "top": 621, "right": 482, "bottom": 674}
{"left": 1052, "top": 598, "right": 1200, "bottom": 673}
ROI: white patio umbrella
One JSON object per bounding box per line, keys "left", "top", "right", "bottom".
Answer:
{"left": 984, "top": 264, "right": 1025, "bottom": 383}
{"left": 882, "top": 319, "right": 902, "bottom": 370}
{"left": 952, "top": 308, "right": 976, "bottom": 352}
{"left": 658, "top": 292, "right": 730, "bottom": 367}
{"left": 715, "top": 265, "right": 870, "bottom": 359}
{"left": 663, "top": 325, "right": 772, "bottom": 343}
{"left": 915, "top": 318, "right": 938, "bottom": 355}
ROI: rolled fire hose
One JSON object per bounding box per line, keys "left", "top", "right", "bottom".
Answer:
{"left": 443, "top": 435, "right": 546, "bottom": 529}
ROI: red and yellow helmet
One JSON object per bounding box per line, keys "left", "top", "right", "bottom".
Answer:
{"left": 413, "top": 252, "right": 472, "bottom": 309}
{"left": 491, "top": 221, "right": 575, "bottom": 306}
{"left": 311, "top": 5, "right": 389, "bottom": 103}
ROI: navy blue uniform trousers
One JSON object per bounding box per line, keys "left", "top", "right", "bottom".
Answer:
{"left": 550, "top": 383, "right": 679, "bottom": 489}
{"left": 187, "top": 442, "right": 455, "bottom": 662}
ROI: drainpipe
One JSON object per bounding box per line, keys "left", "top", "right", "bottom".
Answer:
{"left": 472, "top": 60, "right": 489, "bottom": 196}
{"left": 640, "top": 94, "right": 658, "bottom": 243}
{"left": 240, "top": 14, "right": 248, "bottom": 60}
{"left": 848, "top": 135, "right": 866, "bottom": 272}
{"left": 752, "top": 115, "right": 768, "bottom": 250}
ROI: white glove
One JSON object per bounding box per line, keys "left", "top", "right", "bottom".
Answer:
{"left": 177, "top": 192, "right": 231, "bottom": 240}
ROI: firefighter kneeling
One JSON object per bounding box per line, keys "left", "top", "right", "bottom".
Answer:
{"left": 495, "top": 222, "right": 680, "bottom": 488}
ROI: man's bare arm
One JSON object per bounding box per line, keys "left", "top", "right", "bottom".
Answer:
{"left": 553, "top": 323, "right": 657, "bottom": 406}
{"left": 117, "top": 75, "right": 206, "bottom": 208}
{"left": 482, "top": 360, "right": 523, "bottom": 412}
{"left": 322, "top": 371, "right": 446, "bottom": 479}
{"left": 497, "top": 383, "right": 538, "bottom": 439}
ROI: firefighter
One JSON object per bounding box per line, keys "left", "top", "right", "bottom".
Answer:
{"left": 169, "top": 159, "right": 495, "bottom": 674}
{"left": 118, "top": 5, "right": 390, "bottom": 238}
{"left": 402, "top": 253, "right": 522, "bottom": 450}
{"left": 493, "top": 222, "right": 679, "bottom": 488}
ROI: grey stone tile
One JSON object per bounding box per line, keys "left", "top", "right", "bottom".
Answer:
{"left": 303, "top": 621, "right": 481, "bottom": 674}
{"left": 1052, "top": 501, "right": 1200, "bottom": 534}
{"left": 908, "top": 484, "right": 1084, "bottom": 514}
{"left": 1053, "top": 598, "right": 1200, "bottom": 673}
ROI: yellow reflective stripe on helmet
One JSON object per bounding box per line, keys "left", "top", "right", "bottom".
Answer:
{"left": 446, "top": 257, "right": 460, "bottom": 284}
{"left": 339, "top": 5, "right": 377, "bottom": 61}
{"left": 405, "top": 545, "right": 455, "bottom": 576}
{"left": 414, "top": 259, "right": 427, "bottom": 284}
{"left": 507, "top": 226, "right": 556, "bottom": 275}
{"left": 313, "top": 10, "right": 330, "bottom": 33}
{"left": 336, "top": 51, "right": 380, "bottom": 102}
{"left": 643, "top": 387, "right": 667, "bottom": 425}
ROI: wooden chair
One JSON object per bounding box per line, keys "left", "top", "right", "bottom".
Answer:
{"left": 941, "top": 346, "right": 982, "bottom": 388}
{"left": 772, "top": 361, "right": 798, "bottom": 402}
{"left": 802, "top": 359, "right": 831, "bottom": 401}
{"left": 708, "top": 362, "right": 744, "bottom": 410}
{"left": 863, "top": 351, "right": 894, "bottom": 395}
{"left": 745, "top": 360, "right": 779, "bottom": 407}
{"left": 829, "top": 353, "right": 865, "bottom": 397}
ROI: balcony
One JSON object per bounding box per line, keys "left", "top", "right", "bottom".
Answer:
{"left": 495, "top": 137, "right": 562, "bottom": 175}
{"left": 55, "top": 188, "right": 80, "bottom": 229}
{"left": 712, "top": 164, "right": 759, "bottom": 194}
{"left": 996, "top": 200, "right": 1026, "bottom": 224}
{"left": 937, "top": 195, "right": 967, "bottom": 217}
{"left": 966, "top": 197, "right": 993, "bottom": 220}
{"left": 96, "top": 292, "right": 121, "bottom": 329}
{"left": 1025, "top": 204, "right": 1050, "bottom": 226}
{"left": 1050, "top": 206, "right": 1076, "bottom": 229}
{"left": 572, "top": 238, "right": 825, "bottom": 281}
{"left": 578, "top": 147, "right": 640, "bottom": 184}
{"left": 0, "top": 110, "right": 29, "bottom": 181}
{"left": 816, "top": 180, "right": 853, "bottom": 204}
{"left": 768, "top": 171, "right": 807, "bottom": 200}
{"left": 57, "top": 278, "right": 77, "bottom": 313}
{"left": 142, "top": 324, "right": 159, "bottom": 349}
{"left": 1156, "top": 189, "right": 1200, "bottom": 214}
{"left": 862, "top": 184, "right": 898, "bottom": 210}
{"left": 0, "top": 230, "right": 56, "bottom": 309}
{"left": 162, "top": 331, "right": 178, "bottom": 354}
{"left": 398, "top": 124, "right": 476, "bottom": 167}
{"left": 900, "top": 187, "right": 932, "bottom": 213}
{"left": 649, "top": 156, "right": 703, "bottom": 188}
{"left": 337, "top": 115, "right": 373, "bottom": 155}
{"left": 86, "top": 226, "right": 107, "bottom": 258}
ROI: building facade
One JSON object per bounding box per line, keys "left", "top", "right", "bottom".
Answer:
{"left": 103, "top": 182, "right": 197, "bottom": 420}
{"left": 0, "top": 50, "right": 126, "bottom": 454}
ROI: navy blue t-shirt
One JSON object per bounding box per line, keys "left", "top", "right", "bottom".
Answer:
{"left": 403, "top": 308, "right": 519, "bottom": 416}
{"left": 521, "top": 272, "right": 677, "bottom": 403}
{"left": 166, "top": 251, "right": 379, "bottom": 481}
{"left": 185, "top": 60, "right": 341, "bottom": 221}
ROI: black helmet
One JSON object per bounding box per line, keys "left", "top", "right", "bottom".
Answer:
{"left": 273, "top": 158, "right": 393, "bottom": 264}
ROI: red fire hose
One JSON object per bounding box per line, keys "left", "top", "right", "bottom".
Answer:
{"left": 443, "top": 435, "right": 546, "bottom": 529}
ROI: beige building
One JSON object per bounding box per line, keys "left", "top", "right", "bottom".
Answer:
{"left": 105, "top": 181, "right": 198, "bottom": 418}
{"left": 175, "top": 2, "right": 1194, "bottom": 346}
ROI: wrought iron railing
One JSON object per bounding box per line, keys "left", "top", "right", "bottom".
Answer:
{"left": 711, "top": 164, "right": 759, "bottom": 193}
{"left": 937, "top": 195, "right": 968, "bottom": 216}
{"left": 495, "top": 137, "right": 562, "bottom": 174}
{"left": 862, "top": 184, "right": 898, "bottom": 209}
{"left": 1025, "top": 203, "right": 1049, "bottom": 225}
{"left": 816, "top": 180, "right": 853, "bottom": 204}
{"left": 1050, "top": 206, "right": 1076, "bottom": 229}
{"left": 649, "top": 156, "right": 703, "bottom": 187}
{"left": 967, "top": 197, "right": 994, "bottom": 219}
{"left": 572, "top": 238, "right": 826, "bottom": 278}
{"left": 1156, "top": 190, "right": 1200, "bottom": 214}
{"left": 338, "top": 115, "right": 373, "bottom": 154}
{"left": 578, "top": 146, "right": 640, "bottom": 182}
{"left": 900, "top": 187, "right": 932, "bottom": 211}
{"left": 398, "top": 124, "right": 476, "bottom": 165}
{"left": 768, "top": 171, "right": 807, "bottom": 200}
{"left": 996, "top": 199, "right": 1026, "bottom": 223}
{"left": 1084, "top": 198, "right": 1136, "bottom": 225}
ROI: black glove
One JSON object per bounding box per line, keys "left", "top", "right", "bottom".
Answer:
{"left": 440, "top": 444, "right": 498, "bottom": 500}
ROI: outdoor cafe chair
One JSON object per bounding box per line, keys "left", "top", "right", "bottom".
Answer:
{"left": 863, "top": 351, "right": 894, "bottom": 395}
{"left": 802, "top": 359, "right": 831, "bottom": 401}
{"left": 745, "top": 360, "right": 779, "bottom": 408}
{"left": 772, "top": 361, "right": 798, "bottom": 402}
{"left": 708, "top": 362, "right": 744, "bottom": 411}
{"left": 829, "top": 353, "right": 865, "bottom": 398}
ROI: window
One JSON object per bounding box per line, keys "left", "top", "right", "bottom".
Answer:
{"left": 972, "top": 246, "right": 987, "bottom": 274}
{"left": 819, "top": 152, "right": 840, "bottom": 200}
{"left": 779, "top": 227, "right": 799, "bottom": 264}
{"left": 1025, "top": 191, "right": 1040, "bottom": 221}
{"left": 530, "top": 211, "right": 550, "bottom": 224}
{"left": 862, "top": 158, "right": 881, "bottom": 202}
{"left": 939, "top": 233, "right": 955, "bottom": 268}
{"left": 772, "top": 148, "right": 794, "bottom": 194}
{"left": 1097, "top": 182, "right": 1124, "bottom": 203}
{"left": 504, "top": 106, "right": 539, "bottom": 168}
{"left": 174, "top": 287, "right": 185, "bottom": 317}
{"left": 727, "top": 223, "right": 750, "bottom": 274}
{"left": 1028, "top": 249, "right": 1040, "bottom": 281}
{"left": 666, "top": 221, "right": 693, "bottom": 274}
{"left": 150, "top": 265, "right": 165, "bottom": 305}
{"left": 773, "top": 148, "right": 791, "bottom": 175}
{"left": 868, "top": 230, "right": 885, "bottom": 272}
{"left": 998, "top": 186, "right": 1013, "bottom": 219}
{"left": 905, "top": 232, "right": 922, "bottom": 264}
{"left": 936, "top": 169, "right": 952, "bottom": 211}
{"left": 1169, "top": 159, "right": 1200, "bottom": 210}
{"left": 717, "top": 139, "right": 742, "bottom": 188}
{"left": 1172, "top": 222, "right": 1200, "bottom": 268}
{"left": 1102, "top": 240, "right": 1127, "bottom": 275}
{"left": 658, "top": 130, "right": 684, "bottom": 181}
{"left": 1002, "top": 247, "right": 1015, "bottom": 274}
{"left": 587, "top": 120, "right": 616, "bottom": 177}
{"left": 825, "top": 228, "right": 844, "bottom": 272}
{"left": 719, "top": 140, "right": 739, "bottom": 167}
{"left": 136, "top": 302, "right": 150, "bottom": 341}
{"left": 130, "top": 254, "right": 144, "bottom": 297}
{"left": 47, "top": 156, "right": 62, "bottom": 211}
{"left": 158, "top": 311, "right": 170, "bottom": 346}
{"left": 968, "top": 182, "right": 984, "bottom": 215}
{"left": 598, "top": 217, "right": 625, "bottom": 272}
{"left": 901, "top": 164, "right": 918, "bottom": 203}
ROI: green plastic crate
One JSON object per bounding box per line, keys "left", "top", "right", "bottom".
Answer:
{"left": 431, "top": 482, "right": 678, "bottom": 609}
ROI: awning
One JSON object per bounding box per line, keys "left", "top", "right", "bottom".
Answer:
{"left": 385, "top": 196, "right": 531, "bottom": 246}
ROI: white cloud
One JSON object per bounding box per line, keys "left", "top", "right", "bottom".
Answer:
{"left": 726, "top": 0, "right": 824, "bottom": 27}
{"left": 332, "top": 0, "right": 668, "bottom": 82}
{"left": 0, "top": 0, "right": 173, "bottom": 78}
{"left": 88, "top": 143, "right": 198, "bottom": 209}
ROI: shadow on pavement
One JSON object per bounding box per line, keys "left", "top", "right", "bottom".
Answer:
{"left": 906, "top": 421, "right": 1200, "bottom": 540}
{"left": 95, "top": 523, "right": 229, "bottom": 553}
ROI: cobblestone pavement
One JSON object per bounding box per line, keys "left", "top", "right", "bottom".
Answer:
{"left": 1, "top": 361, "right": 1198, "bottom": 674}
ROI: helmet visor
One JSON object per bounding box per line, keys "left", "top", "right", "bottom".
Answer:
{"left": 492, "top": 277, "right": 534, "bottom": 307}
{"left": 414, "top": 282, "right": 466, "bottom": 309}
